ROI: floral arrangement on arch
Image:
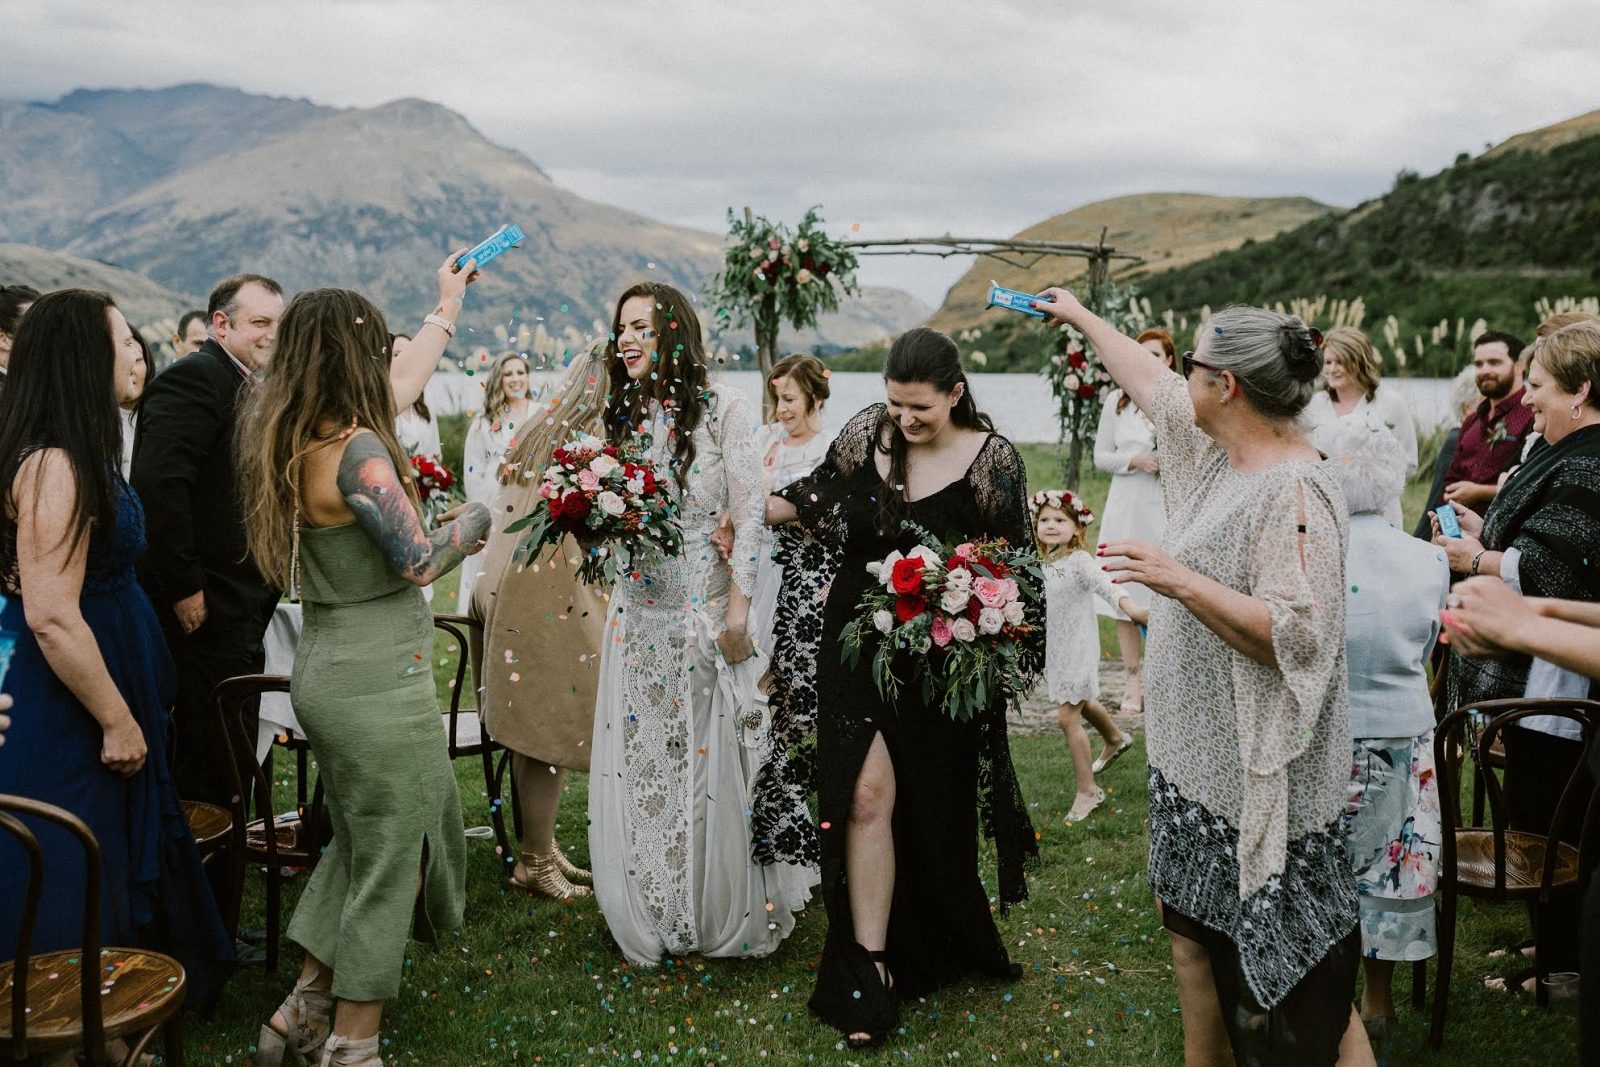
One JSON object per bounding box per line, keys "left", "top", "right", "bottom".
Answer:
{"left": 1042, "top": 279, "right": 1143, "bottom": 487}
{"left": 839, "top": 523, "right": 1042, "bottom": 723}
{"left": 706, "top": 205, "right": 861, "bottom": 362}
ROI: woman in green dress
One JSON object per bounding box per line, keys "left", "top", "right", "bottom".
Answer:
{"left": 237, "top": 252, "right": 490, "bottom": 1067}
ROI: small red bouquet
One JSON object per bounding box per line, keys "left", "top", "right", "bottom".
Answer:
{"left": 504, "top": 432, "right": 683, "bottom": 585}
{"left": 840, "top": 522, "right": 1041, "bottom": 722}
{"left": 409, "top": 453, "right": 457, "bottom": 524}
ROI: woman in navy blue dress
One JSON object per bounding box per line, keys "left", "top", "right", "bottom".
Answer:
{"left": 0, "top": 289, "right": 233, "bottom": 1013}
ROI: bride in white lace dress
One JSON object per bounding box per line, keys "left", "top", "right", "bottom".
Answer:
{"left": 588, "top": 283, "right": 816, "bottom": 965}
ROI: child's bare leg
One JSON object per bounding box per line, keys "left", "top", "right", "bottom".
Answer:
{"left": 1057, "top": 702, "right": 1097, "bottom": 799}
{"left": 1081, "top": 698, "right": 1126, "bottom": 747}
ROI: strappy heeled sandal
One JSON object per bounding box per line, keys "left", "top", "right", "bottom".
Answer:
{"left": 257, "top": 968, "right": 333, "bottom": 1066}
{"left": 320, "top": 1032, "right": 382, "bottom": 1066}
{"left": 553, "top": 842, "right": 593, "bottom": 887}
{"left": 846, "top": 949, "right": 897, "bottom": 1050}
{"left": 509, "top": 849, "right": 591, "bottom": 899}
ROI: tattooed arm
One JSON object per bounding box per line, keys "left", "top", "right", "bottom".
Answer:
{"left": 338, "top": 430, "right": 491, "bottom": 586}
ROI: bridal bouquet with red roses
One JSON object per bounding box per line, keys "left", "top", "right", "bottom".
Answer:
{"left": 840, "top": 523, "right": 1041, "bottom": 722}
{"left": 408, "top": 453, "right": 458, "bottom": 524}
{"left": 504, "top": 432, "right": 683, "bottom": 585}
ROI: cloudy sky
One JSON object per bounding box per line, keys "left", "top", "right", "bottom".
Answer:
{"left": 6, "top": 0, "right": 1598, "bottom": 306}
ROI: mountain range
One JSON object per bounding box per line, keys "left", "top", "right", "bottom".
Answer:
{"left": 0, "top": 83, "right": 928, "bottom": 351}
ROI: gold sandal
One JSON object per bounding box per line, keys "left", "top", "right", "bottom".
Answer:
{"left": 553, "top": 842, "right": 593, "bottom": 887}
{"left": 509, "top": 849, "right": 591, "bottom": 899}
{"left": 257, "top": 968, "right": 333, "bottom": 1066}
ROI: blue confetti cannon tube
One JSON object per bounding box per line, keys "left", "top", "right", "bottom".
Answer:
{"left": 456, "top": 224, "right": 526, "bottom": 272}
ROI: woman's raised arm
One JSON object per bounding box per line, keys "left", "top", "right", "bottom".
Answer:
{"left": 1033, "top": 286, "right": 1170, "bottom": 416}
{"left": 391, "top": 249, "right": 477, "bottom": 414}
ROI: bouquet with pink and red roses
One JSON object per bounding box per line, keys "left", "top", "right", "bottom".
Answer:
{"left": 408, "top": 453, "right": 459, "bottom": 524}
{"left": 840, "top": 522, "right": 1041, "bottom": 722}
{"left": 504, "top": 432, "right": 683, "bottom": 585}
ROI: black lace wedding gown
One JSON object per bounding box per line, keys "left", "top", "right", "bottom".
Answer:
{"left": 778, "top": 405, "right": 1039, "bottom": 1038}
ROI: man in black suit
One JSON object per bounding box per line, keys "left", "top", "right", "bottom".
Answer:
{"left": 132, "top": 273, "right": 284, "bottom": 809}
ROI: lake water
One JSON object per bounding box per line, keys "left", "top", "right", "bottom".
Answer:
{"left": 428, "top": 370, "right": 1458, "bottom": 443}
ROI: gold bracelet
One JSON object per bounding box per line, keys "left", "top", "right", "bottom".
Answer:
{"left": 422, "top": 313, "right": 456, "bottom": 337}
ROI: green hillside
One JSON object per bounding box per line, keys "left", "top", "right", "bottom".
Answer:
{"left": 1134, "top": 134, "right": 1600, "bottom": 375}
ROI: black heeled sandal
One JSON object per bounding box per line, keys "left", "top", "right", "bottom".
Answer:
{"left": 846, "top": 949, "right": 897, "bottom": 1050}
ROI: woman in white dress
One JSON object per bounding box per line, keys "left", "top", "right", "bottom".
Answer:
{"left": 1092, "top": 327, "right": 1174, "bottom": 714}
{"left": 456, "top": 351, "right": 529, "bottom": 607}
{"left": 749, "top": 354, "right": 833, "bottom": 650}
{"left": 1305, "top": 327, "right": 1417, "bottom": 525}
{"left": 589, "top": 282, "right": 815, "bottom": 966}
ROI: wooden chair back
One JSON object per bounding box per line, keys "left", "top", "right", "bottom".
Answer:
{"left": 0, "top": 793, "right": 105, "bottom": 1064}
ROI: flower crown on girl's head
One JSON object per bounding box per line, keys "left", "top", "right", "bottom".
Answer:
{"left": 1029, "top": 488, "right": 1094, "bottom": 526}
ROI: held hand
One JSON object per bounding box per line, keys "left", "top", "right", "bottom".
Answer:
{"left": 173, "top": 590, "right": 208, "bottom": 635}
{"left": 437, "top": 248, "right": 478, "bottom": 313}
{"left": 710, "top": 513, "right": 735, "bottom": 561}
{"left": 1097, "top": 540, "right": 1190, "bottom": 600}
{"left": 1031, "top": 286, "right": 1085, "bottom": 327}
{"left": 1128, "top": 452, "right": 1160, "bottom": 474}
{"left": 100, "top": 713, "right": 148, "bottom": 777}
{"left": 1432, "top": 530, "right": 1483, "bottom": 573}
{"left": 1451, "top": 500, "right": 1484, "bottom": 538}
{"left": 717, "top": 626, "right": 754, "bottom": 665}
{"left": 1444, "top": 481, "right": 1495, "bottom": 509}
{"left": 1442, "top": 576, "right": 1536, "bottom": 659}
{"left": 454, "top": 500, "right": 491, "bottom": 555}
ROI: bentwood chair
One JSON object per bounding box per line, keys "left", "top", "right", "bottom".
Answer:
{"left": 1429, "top": 698, "right": 1599, "bottom": 1047}
{"left": 432, "top": 613, "right": 513, "bottom": 865}
{"left": 214, "top": 673, "right": 328, "bottom": 972}
{"left": 0, "top": 794, "right": 187, "bottom": 1066}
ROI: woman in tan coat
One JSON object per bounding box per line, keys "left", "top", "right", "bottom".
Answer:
{"left": 470, "top": 346, "right": 607, "bottom": 899}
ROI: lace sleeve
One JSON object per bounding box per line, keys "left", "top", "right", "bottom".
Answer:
{"left": 716, "top": 389, "right": 765, "bottom": 599}
{"left": 1147, "top": 371, "right": 1212, "bottom": 498}
{"left": 1234, "top": 472, "right": 1348, "bottom": 896}
{"left": 1071, "top": 549, "right": 1126, "bottom": 613}
{"left": 971, "top": 434, "right": 1032, "bottom": 547}
{"left": 775, "top": 404, "right": 882, "bottom": 544}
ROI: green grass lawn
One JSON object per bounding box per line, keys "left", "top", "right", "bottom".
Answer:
{"left": 182, "top": 452, "right": 1576, "bottom": 1064}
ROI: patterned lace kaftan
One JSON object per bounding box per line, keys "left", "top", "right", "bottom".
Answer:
{"left": 1139, "top": 372, "right": 1357, "bottom": 1009}
{"left": 588, "top": 385, "right": 817, "bottom": 965}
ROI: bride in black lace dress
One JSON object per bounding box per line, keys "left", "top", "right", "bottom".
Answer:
{"left": 766, "top": 328, "right": 1038, "bottom": 1048}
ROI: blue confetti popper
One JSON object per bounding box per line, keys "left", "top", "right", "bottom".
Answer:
{"left": 0, "top": 595, "right": 13, "bottom": 690}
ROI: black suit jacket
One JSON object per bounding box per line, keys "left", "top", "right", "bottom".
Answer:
{"left": 131, "top": 339, "right": 278, "bottom": 625}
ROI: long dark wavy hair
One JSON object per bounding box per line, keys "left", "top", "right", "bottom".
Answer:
{"left": 0, "top": 288, "right": 125, "bottom": 561}
{"left": 876, "top": 326, "right": 994, "bottom": 533}
{"left": 601, "top": 281, "right": 710, "bottom": 491}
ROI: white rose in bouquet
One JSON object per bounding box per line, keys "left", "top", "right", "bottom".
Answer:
{"left": 873, "top": 609, "right": 895, "bottom": 634}
{"left": 1002, "top": 600, "right": 1025, "bottom": 626}
{"left": 977, "top": 607, "right": 1005, "bottom": 635}
{"left": 945, "top": 566, "right": 972, "bottom": 591}
{"left": 597, "top": 490, "right": 626, "bottom": 517}
{"left": 589, "top": 454, "right": 621, "bottom": 477}
{"left": 950, "top": 617, "right": 977, "bottom": 643}
{"left": 940, "top": 588, "right": 972, "bottom": 615}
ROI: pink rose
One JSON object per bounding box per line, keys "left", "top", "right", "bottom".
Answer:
{"left": 954, "top": 542, "right": 976, "bottom": 558}
{"left": 997, "top": 577, "right": 1019, "bottom": 604}
{"left": 931, "top": 614, "right": 953, "bottom": 648}
{"left": 973, "top": 576, "right": 1007, "bottom": 609}
{"left": 577, "top": 469, "right": 601, "bottom": 490}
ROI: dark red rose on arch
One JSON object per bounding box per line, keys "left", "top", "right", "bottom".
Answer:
{"left": 1077, "top": 384, "right": 1097, "bottom": 399}
{"left": 1067, "top": 349, "right": 1088, "bottom": 370}
{"left": 895, "top": 593, "right": 926, "bottom": 623}
{"left": 890, "top": 557, "right": 926, "bottom": 594}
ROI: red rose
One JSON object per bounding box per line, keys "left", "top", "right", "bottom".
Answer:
{"left": 895, "top": 593, "right": 926, "bottom": 623}
{"left": 1078, "top": 384, "right": 1096, "bottom": 399}
{"left": 946, "top": 554, "right": 969, "bottom": 571}
{"left": 890, "top": 557, "right": 925, "bottom": 594}
{"left": 602, "top": 445, "right": 620, "bottom": 458}
{"left": 554, "top": 491, "right": 591, "bottom": 525}
{"left": 1068, "top": 349, "right": 1088, "bottom": 370}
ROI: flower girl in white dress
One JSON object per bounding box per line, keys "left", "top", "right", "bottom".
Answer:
{"left": 1032, "top": 490, "right": 1144, "bottom": 822}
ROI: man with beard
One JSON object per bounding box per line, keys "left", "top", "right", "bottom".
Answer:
{"left": 1433, "top": 330, "right": 1531, "bottom": 517}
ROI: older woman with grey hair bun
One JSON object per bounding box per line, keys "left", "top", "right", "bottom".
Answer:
{"left": 1035, "top": 290, "right": 1371, "bottom": 1067}
{"left": 1325, "top": 417, "right": 1449, "bottom": 1047}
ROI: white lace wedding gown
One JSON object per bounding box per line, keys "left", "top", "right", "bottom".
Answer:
{"left": 589, "top": 384, "right": 817, "bottom": 965}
